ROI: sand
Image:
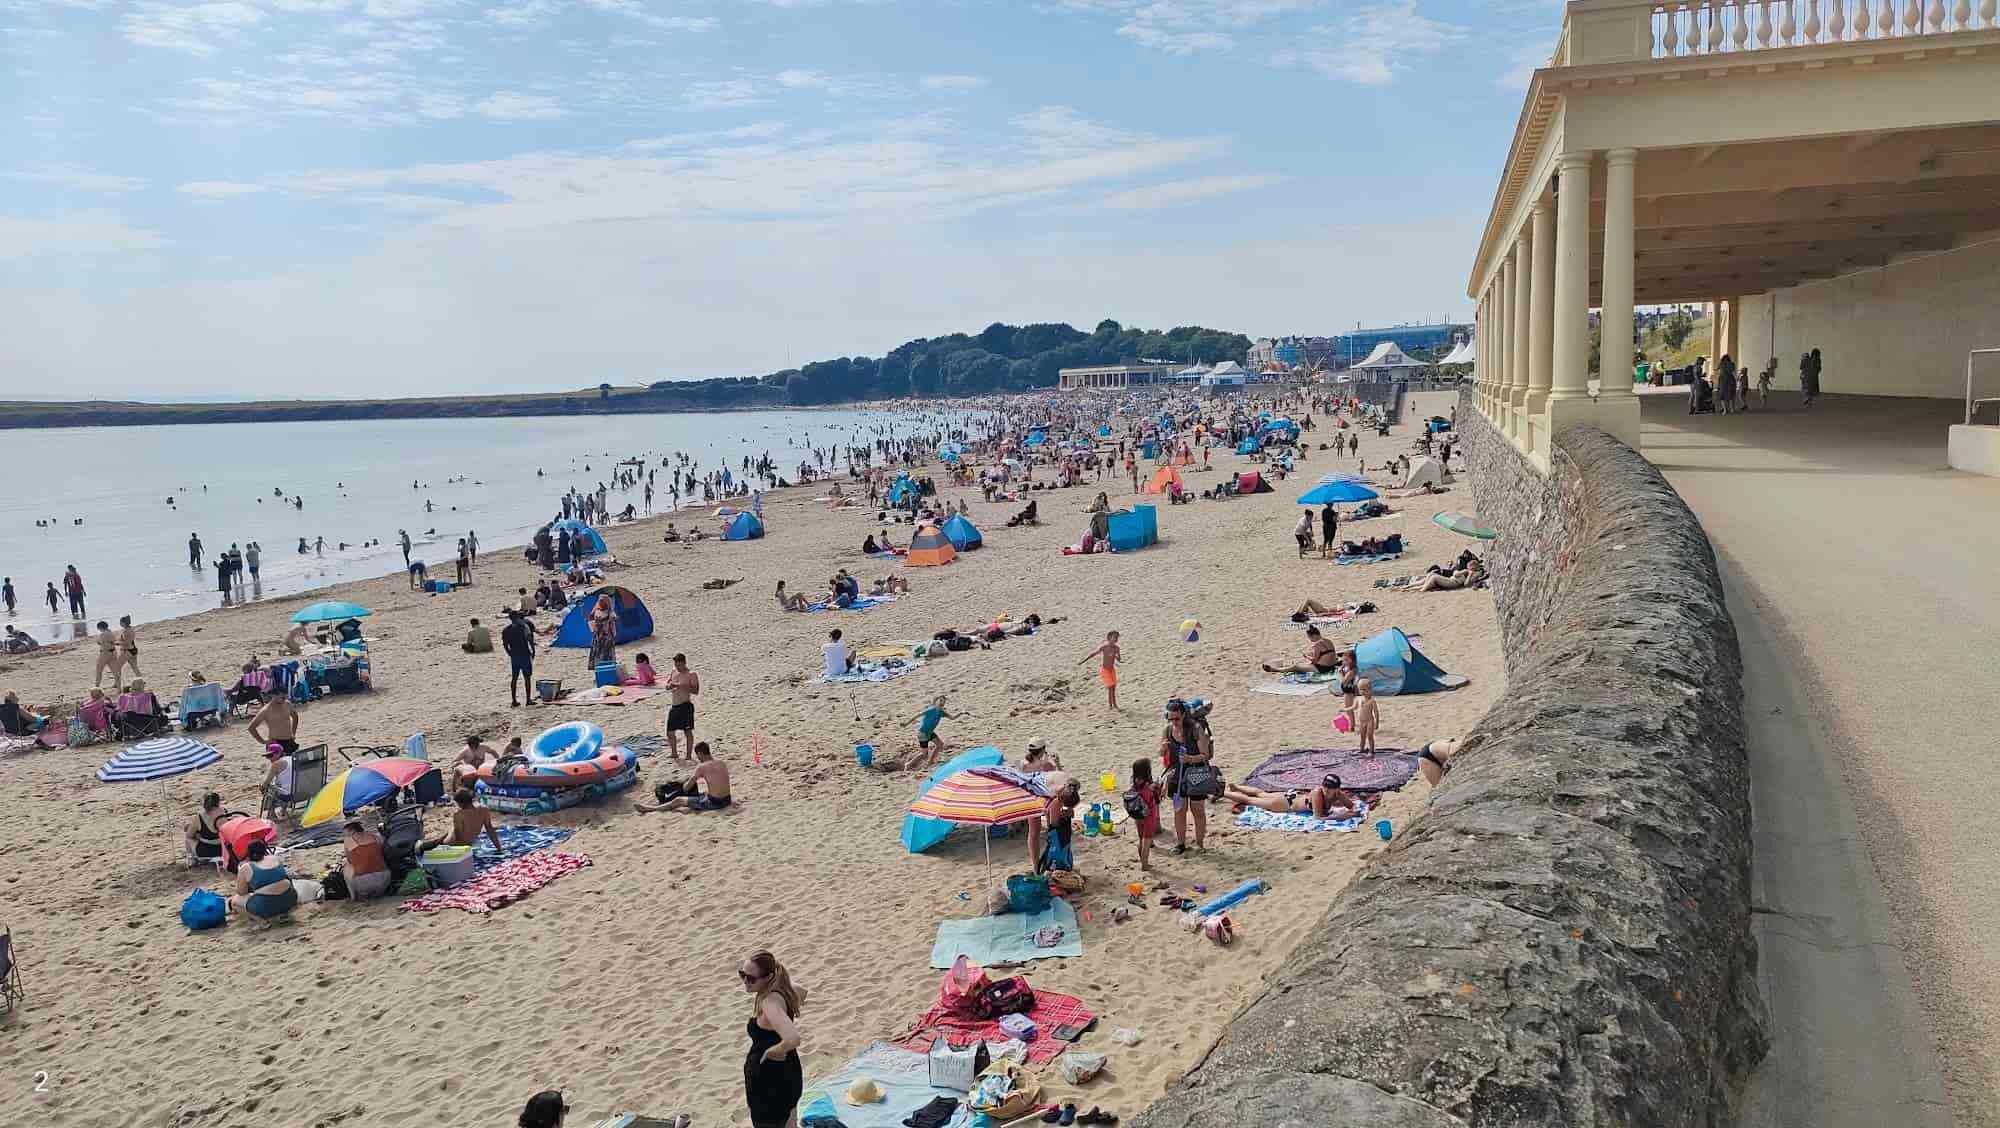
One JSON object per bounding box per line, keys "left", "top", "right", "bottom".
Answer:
{"left": 0, "top": 391, "right": 1500, "bottom": 1127}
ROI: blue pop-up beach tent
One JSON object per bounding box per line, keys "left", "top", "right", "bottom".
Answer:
{"left": 723, "top": 511, "right": 765, "bottom": 541}
{"left": 940, "top": 513, "right": 983, "bottom": 551}
{"left": 1235, "top": 437, "right": 1261, "bottom": 455}
{"left": 553, "top": 586, "right": 654, "bottom": 648}
{"left": 886, "top": 475, "right": 918, "bottom": 506}
{"left": 1105, "top": 504, "right": 1158, "bottom": 551}
{"left": 550, "top": 519, "right": 608, "bottom": 556}
{"left": 902, "top": 745, "right": 1004, "bottom": 853}
{"left": 1352, "top": 627, "right": 1469, "bottom": 695}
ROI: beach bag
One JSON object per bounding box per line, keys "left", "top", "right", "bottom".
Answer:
{"left": 320, "top": 868, "right": 350, "bottom": 902}
{"left": 940, "top": 956, "right": 991, "bottom": 1017}
{"left": 975, "top": 976, "right": 1036, "bottom": 1020}
{"left": 946, "top": 636, "right": 974, "bottom": 652}
{"left": 1006, "top": 874, "right": 1051, "bottom": 915}
{"left": 1047, "top": 869, "right": 1085, "bottom": 895}
{"left": 928, "top": 1037, "right": 991, "bottom": 1093}
{"left": 1121, "top": 787, "right": 1149, "bottom": 821}
{"left": 1178, "top": 762, "right": 1221, "bottom": 799}
{"left": 179, "top": 889, "right": 227, "bottom": 931}
{"left": 969, "top": 1061, "right": 1042, "bottom": 1121}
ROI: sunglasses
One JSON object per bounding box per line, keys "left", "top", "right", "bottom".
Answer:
{"left": 739, "top": 969, "right": 767, "bottom": 984}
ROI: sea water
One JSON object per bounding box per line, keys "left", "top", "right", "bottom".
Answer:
{"left": 1, "top": 408, "right": 895, "bottom": 636}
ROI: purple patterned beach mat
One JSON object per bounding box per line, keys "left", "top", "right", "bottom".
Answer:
{"left": 1244, "top": 748, "right": 1416, "bottom": 794}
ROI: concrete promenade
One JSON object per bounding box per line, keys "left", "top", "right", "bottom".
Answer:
{"left": 1640, "top": 391, "right": 1985, "bottom": 1127}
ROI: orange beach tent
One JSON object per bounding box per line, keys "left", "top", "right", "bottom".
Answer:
{"left": 905, "top": 525, "right": 958, "bottom": 567}
{"left": 1146, "top": 466, "right": 1184, "bottom": 495}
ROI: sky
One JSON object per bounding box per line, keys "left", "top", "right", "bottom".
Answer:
{"left": 0, "top": 0, "right": 1562, "bottom": 399}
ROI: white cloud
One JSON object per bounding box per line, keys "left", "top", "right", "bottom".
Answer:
{"left": 1059, "top": 0, "right": 1324, "bottom": 55}
{"left": 623, "top": 120, "right": 786, "bottom": 152}
{"left": 1274, "top": 2, "right": 1463, "bottom": 85}
{"left": 682, "top": 78, "right": 764, "bottom": 110}
{"left": 0, "top": 210, "right": 166, "bottom": 259}
{"left": 122, "top": 1, "right": 264, "bottom": 56}
{"left": 1094, "top": 173, "right": 1281, "bottom": 211}
{"left": 475, "top": 91, "right": 563, "bottom": 120}
{"left": 774, "top": 68, "right": 828, "bottom": 89}
{"left": 7, "top": 167, "right": 148, "bottom": 193}
{"left": 920, "top": 73, "right": 986, "bottom": 92}
{"left": 178, "top": 180, "right": 265, "bottom": 197}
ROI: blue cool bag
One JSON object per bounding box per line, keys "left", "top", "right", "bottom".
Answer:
{"left": 180, "top": 888, "right": 227, "bottom": 931}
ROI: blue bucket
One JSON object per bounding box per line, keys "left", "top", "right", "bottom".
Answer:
{"left": 855, "top": 743, "right": 875, "bottom": 768}
{"left": 1375, "top": 819, "right": 1392, "bottom": 840}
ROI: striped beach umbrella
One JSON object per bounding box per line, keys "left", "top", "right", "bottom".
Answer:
{"left": 908, "top": 771, "right": 1045, "bottom": 826}
{"left": 97, "top": 736, "right": 222, "bottom": 783}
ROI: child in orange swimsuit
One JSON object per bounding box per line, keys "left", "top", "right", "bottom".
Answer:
{"left": 1079, "top": 630, "right": 1122, "bottom": 710}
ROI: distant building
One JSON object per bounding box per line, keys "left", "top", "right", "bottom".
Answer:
{"left": 1247, "top": 339, "right": 1277, "bottom": 368}
{"left": 1273, "top": 340, "right": 1301, "bottom": 367}
{"left": 1058, "top": 363, "right": 1180, "bottom": 390}
{"left": 1347, "top": 341, "right": 1431, "bottom": 384}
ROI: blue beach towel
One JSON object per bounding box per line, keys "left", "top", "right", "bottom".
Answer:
{"left": 1335, "top": 552, "right": 1404, "bottom": 566}
{"left": 472, "top": 825, "right": 575, "bottom": 872}
{"left": 1234, "top": 808, "right": 1365, "bottom": 833}
{"left": 929, "top": 900, "right": 1083, "bottom": 968}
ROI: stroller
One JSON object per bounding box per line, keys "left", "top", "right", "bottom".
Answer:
{"left": 1688, "top": 376, "right": 1716, "bottom": 414}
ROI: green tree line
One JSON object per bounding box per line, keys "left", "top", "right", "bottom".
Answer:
{"left": 652, "top": 320, "right": 1251, "bottom": 406}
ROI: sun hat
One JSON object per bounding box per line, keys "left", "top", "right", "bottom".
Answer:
{"left": 1027, "top": 738, "right": 1047, "bottom": 753}
{"left": 846, "top": 1077, "right": 886, "bottom": 1104}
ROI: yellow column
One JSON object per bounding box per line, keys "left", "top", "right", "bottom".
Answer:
{"left": 1526, "top": 195, "right": 1555, "bottom": 421}
{"left": 1599, "top": 149, "right": 1637, "bottom": 408}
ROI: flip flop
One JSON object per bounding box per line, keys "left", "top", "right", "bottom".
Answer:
{"left": 1059, "top": 1104, "right": 1080, "bottom": 1126}
{"left": 1041, "top": 1106, "right": 1064, "bottom": 1124}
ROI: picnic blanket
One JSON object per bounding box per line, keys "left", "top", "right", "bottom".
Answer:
{"left": 929, "top": 900, "right": 1082, "bottom": 968}
{"left": 1234, "top": 807, "right": 1366, "bottom": 833}
{"left": 820, "top": 658, "right": 922, "bottom": 685}
{"left": 1244, "top": 748, "right": 1417, "bottom": 795}
{"left": 807, "top": 594, "right": 897, "bottom": 613}
{"left": 799, "top": 1043, "right": 974, "bottom": 1128}
{"left": 1250, "top": 680, "right": 1331, "bottom": 697}
{"left": 896, "top": 988, "right": 1096, "bottom": 1065}
{"left": 400, "top": 849, "right": 590, "bottom": 914}
{"left": 275, "top": 823, "right": 346, "bottom": 854}
{"left": 472, "top": 824, "right": 575, "bottom": 872}
{"left": 1335, "top": 551, "right": 1404, "bottom": 566}
{"left": 567, "top": 685, "right": 666, "bottom": 706}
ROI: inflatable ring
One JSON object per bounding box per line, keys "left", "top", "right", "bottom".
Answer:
{"left": 530, "top": 721, "right": 604, "bottom": 765}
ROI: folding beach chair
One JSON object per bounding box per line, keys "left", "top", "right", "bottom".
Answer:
{"left": 268, "top": 744, "right": 329, "bottom": 821}
{"left": 176, "top": 682, "right": 228, "bottom": 732}
{"left": 0, "top": 926, "right": 23, "bottom": 1014}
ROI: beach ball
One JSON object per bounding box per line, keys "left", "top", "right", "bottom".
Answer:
{"left": 1179, "top": 618, "right": 1200, "bottom": 643}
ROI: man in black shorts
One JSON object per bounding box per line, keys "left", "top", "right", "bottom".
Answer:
{"left": 637, "top": 742, "right": 731, "bottom": 812}
{"left": 663, "top": 652, "right": 700, "bottom": 758}
{"left": 502, "top": 609, "right": 541, "bottom": 707}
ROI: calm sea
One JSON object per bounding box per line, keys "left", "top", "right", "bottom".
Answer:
{"left": 1, "top": 408, "right": 900, "bottom": 638}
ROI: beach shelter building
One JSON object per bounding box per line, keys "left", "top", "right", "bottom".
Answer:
{"left": 1350, "top": 341, "right": 1430, "bottom": 383}
{"left": 1353, "top": 627, "right": 1469, "bottom": 696}
{"left": 553, "top": 586, "right": 654, "bottom": 648}
{"left": 723, "top": 511, "right": 765, "bottom": 541}
{"left": 905, "top": 525, "right": 957, "bottom": 567}
{"left": 940, "top": 514, "right": 983, "bottom": 551}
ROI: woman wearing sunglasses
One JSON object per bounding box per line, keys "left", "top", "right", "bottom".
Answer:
{"left": 741, "top": 950, "right": 808, "bottom": 1128}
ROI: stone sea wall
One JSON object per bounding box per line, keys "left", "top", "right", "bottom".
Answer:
{"left": 1132, "top": 395, "right": 1766, "bottom": 1127}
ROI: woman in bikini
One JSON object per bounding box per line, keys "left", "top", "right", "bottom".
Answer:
{"left": 1415, "top": 738, "right": 1461, "bottom": 786}
{"left": 1226, "top": 774, "right": 1360, "bottom": 820}
{"left": 774, "top": 581, "right": 809, "bottom": 612}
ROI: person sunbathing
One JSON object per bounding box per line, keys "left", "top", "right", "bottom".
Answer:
{"left": 1224, "top": 774, "right": 1359, "bottom": 819}
{"left": 1292, "top": 599, "right": 1344, "bottom": 620}
{"left": 1261, "top": 626, "right": 1340, "bottom": 674}
{"left": 1414, "top": 568, "right": 1473, "bottom": 591}
{"left": 636, "top": 742, "right": 732, "bottom": 812}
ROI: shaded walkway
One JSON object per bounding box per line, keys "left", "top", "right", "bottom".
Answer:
{"left": 1641, "top": 391, "right": 1991, "bottom": 1127}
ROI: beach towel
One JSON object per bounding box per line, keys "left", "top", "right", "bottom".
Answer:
{"left": 566, "top": 685, "right": 666, "bottom": 706}
{"left": 807, "top": 594, "right": 896, "bottom": 613}
{"left": 275, "top": 823, "right": 346, "bottom": 854}
{"left": 399, "top": 850, "right": 590, "bottom": 914}
{"left": 1234, "top": 807, "right": 1366, "bottom": 833}
{"left": 1335, "top": 552, "right": 1404, "bottom": 566}
{"left": 929, "top": 901, "right": 1083, "bottom": 969}
{"left": 472, "top": 824, "right": 575, "bottom": 872}
{"left": 0, "top": 734, "right": 40, "bottom": 755}
{"left": 1244, "top": 748, "right": 1417, "bottom": 794}
{"left": 1374, "top": 575, "right": 1419, "bottom": 590}
{"left": 820, "top": 658, "right": 921, "bottom": 685}
{"left": 1281, "top": 615, "right": 1351, "bottom": 631}
{"left": 1250, "top": 681, "right": 1331, "bottom": 697}
{"left": 799, "top": 1043, "right": 975, "bottom": 1128}
{"left": 897, "top": 988, "right": 1096, "bottom": 1065}
{"left": 616, "top": 734, "right": 667, "bottom": 758}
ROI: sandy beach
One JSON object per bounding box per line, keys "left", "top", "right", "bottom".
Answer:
{"left": 0, "top": 391, "right": 1499, "bottom": 1128}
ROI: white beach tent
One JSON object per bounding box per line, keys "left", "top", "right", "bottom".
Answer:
{"left": 1436, "top": 339, "right": 1475, "bottom": 366}
{"left": 1351, "top": 341, "right": 1431, "bottom": 375}
{"left": 1202, "top": 361, "right": 1250, "bottom": 387}
{"left": 1404, "top": 456, "right": 1447, "bottom": 490}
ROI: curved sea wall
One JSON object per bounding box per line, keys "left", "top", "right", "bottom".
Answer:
{"left": 1133, "top": 403, "right": 1767, "bottom": 1127}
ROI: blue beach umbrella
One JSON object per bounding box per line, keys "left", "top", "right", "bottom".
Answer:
{"left": 98, "top": 736, "right": 222, "bottom": 782}
{"left": 290, "top": 601, "right": 372, "bottom": 624}
{"left": 1297, "top": 480, "right": 1380, "bottom": 505}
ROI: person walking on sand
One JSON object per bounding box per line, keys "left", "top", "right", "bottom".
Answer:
{"left": 739, "top": 950, "right": 806, "bottom": 1128}
{"left": 92, "top": 620, "right": 124, "bottom": 688}
{"left": 117, "top": 615, "right": 141, "bottom": 677}
{"left": 912, "top": 695, "right": 957, "bottom": 766}
{"left": 1080, "top": 630, "right": 1122, "bottom": 710}
{"left": 1320, "top": 503, "right": 1337, "bottom": 560}
{"left": 467, "top": 529, "right": 479, "bottom": 565}
{"left": 1129, "top": 757, "right": 1162, "bottom": 871}
{"left": 663, "top": 653, "right": 700, "bottom": 759}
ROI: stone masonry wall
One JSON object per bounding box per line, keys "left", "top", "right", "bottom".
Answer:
{"left": 1131, "top": 392, "right": 1766, "bottom": 1127}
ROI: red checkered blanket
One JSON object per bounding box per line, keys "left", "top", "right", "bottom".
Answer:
{"left": 399, "top": 850, "right": 590, "bottom": 915}
{"left": 894, "top": 988, "right": 1096, "bottom": 1064}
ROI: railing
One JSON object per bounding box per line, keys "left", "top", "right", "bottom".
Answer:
{"left": 1649, "top": 0, "right": 1997, "bottom": 57}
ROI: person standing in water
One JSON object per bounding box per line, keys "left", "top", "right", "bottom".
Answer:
{"left": 399, "top": 529, "right": 412, "bottom": 568}
{"left": 1, "top": 577, "right": 14, "bottom": 616}
{"left": 62, "top": 566, "right": 86, "bottom": 618}
{"left": 44, "top": 582, "right": 59, "bottom": 616}
{"left": 188, "top": 533, "right": 203, "bottom": 570}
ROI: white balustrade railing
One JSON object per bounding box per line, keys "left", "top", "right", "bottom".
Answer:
{"left": 1648, "top": 0, "right": 1996, "bottom": 57}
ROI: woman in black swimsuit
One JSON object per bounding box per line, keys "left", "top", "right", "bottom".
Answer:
{"left": 185, "top": 791, "right": 227, "bottom": 865}
{"left": 740, "top": 950, "right": 806, "bottom": 1128}
{"left": 1416, "top": 739, "right": 1461, "bottom": 786}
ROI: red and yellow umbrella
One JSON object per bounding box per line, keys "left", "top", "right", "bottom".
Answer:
{"left": 907, "top": 771, "right": 1045, "bottom": 826}
{"left": 301, "top": 756, "right": 440, "bottom": 827}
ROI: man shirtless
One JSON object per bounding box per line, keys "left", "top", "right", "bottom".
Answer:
{"left": 662, "top": 653, "right": 700, "bottom": 759}
{"left": 636, "top": 742, "right": 731, "bottom": 812}
{"left": 247, "top": 690, "right": 301, "bottom": 754}
{"left": 1262, "top": 625, "right": 1341, "bottom": 675}
{"left": 424, "top": 788, "right": 502, "bottom": 852}
{"left": 450, "top": 734, "right": 493, "bottom": 791}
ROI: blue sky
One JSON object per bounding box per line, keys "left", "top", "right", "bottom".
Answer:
{"left": 1, "top": 0, "right": 1559, "bottom": 398}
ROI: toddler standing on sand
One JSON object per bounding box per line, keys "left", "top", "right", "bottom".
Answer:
{"left": 1079, "top": 630, "right": 1122, "bottom": 710}
{"left": 1353, "top": 678, "right": 1380, "bottom": 755}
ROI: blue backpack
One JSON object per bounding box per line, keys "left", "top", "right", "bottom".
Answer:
{"left": 180, "top": 888, "right": 228, "bottom": 931}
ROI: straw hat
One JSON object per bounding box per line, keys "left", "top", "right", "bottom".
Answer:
{"left": 846, "top": 1077, "right": 885, "bottom": 1104}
